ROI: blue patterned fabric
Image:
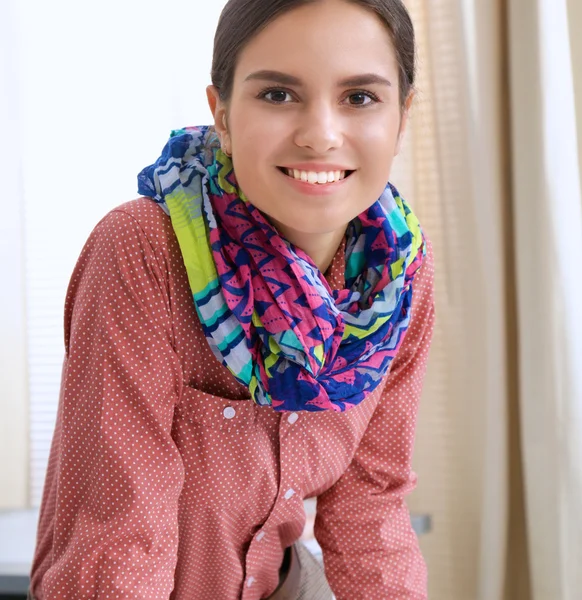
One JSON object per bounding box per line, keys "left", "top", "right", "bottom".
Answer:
{"left": 138, "top": 126, "right": 426, "bottom": 412}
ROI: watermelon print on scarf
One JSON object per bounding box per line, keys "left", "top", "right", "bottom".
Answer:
{"left": 137, "top": 126, "right": 426, "bottom": 413}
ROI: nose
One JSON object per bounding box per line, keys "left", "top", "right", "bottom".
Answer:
{"left": 293, "top": 100, "right": 343, "bottom": 154}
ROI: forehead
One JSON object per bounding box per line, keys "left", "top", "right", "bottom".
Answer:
{"left": 234, "top": 0, "right": 398, "bottom": 81}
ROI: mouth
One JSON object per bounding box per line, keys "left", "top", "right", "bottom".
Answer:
{"left": 277, "top": 166, "right": 356, "bottom": 185}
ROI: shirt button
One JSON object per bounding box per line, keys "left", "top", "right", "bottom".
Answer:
{"left": 284, "top": 488, "right": 296, "bottom": 500}
{"left": 287, "top": 412, "right": 299, "bottom": 424}
{"left": 256, "top": 531, "right": 265, "bottom": 541}
{"left": 246, "top": 576, "right": 256, "bottom": 588}
{"left": 223, "top": 406, "right": 236, "bottom": 419}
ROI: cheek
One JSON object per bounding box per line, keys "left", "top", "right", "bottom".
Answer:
{"left": 362, "top": 120, "right": 401, "bottom": 171}
{"left": 358, "top": 114, "right": 401, "bottom": 145}
{"left": 229, "top": 103, "right": 288, "bottom": 151}
{"left": 356, "top": 128, "right": 398, "bottom": 171}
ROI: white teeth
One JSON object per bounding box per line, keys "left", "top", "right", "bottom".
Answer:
{"left": 284, "top": 168, "right": 348, "bottom": 184}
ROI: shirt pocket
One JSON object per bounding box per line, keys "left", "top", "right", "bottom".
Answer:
{"left": 175, "top": 384, "right": 261, "bottom": 431}
{"left": 172, "top": 385, "right": 280, "bottom": 503}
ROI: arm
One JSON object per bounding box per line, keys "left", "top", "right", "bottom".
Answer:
{"left": 314, "top": 239, "right": 436, "bottom": 600}
{"left": 30, "top": 209, "right": 185, "bottom": 599}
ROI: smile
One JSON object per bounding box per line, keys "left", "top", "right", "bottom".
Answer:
{"left": 278, "top": 167, "right": 355, "bottom": 185}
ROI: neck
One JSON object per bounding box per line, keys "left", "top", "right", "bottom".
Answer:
{"left": 274, "top": 224, "right": 346, "bottom": 273}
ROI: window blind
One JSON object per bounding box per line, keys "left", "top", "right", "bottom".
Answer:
{"left": 16, "top": 0, "right": 226, "bottom": 505}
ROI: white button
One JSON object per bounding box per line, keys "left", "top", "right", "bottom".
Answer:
{"left": 223, "top": 406, "right": 236, "bottom": 419}
{"left": 284, "top": 488, "right": 296, "bottom": 500}
{"left": 287, "top": 412, "right": 299, "bottom": 424}
{"left": 256, "top": 531, "right": 265, "bottom": 541}
{"left": 246, "top": 576, "right": 256, "bottom": 588}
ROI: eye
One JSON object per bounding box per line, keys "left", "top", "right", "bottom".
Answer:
{"left": 258, "top": 88, "right": 295, "bottom": 104}
{"left": 345, "top": 91, "right": 380, "bottom": 107}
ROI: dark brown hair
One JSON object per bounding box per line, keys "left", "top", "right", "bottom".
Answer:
{"left": 211, "top": 0, "right": 416, "bottom": 109}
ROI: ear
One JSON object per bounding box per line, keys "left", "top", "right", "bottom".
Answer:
{"left": 394, "top": 90, "right": 415, "bottom": 156}
{"left": 206, "top": 85, "right": 232, "bottom": 155}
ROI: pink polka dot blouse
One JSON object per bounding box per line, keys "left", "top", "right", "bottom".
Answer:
{"left": 29, "top": 198, "right": 435, "bottom": 599}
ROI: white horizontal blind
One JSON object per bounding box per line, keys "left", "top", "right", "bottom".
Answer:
{"left": 16, "top": 0, "right": 227, "bottom": 505}
{"left": 0, "top": 0, "right": 29, "bottom": 509}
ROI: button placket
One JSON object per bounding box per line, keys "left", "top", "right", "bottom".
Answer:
{"left": 287, "top": 412, "right": 299, "bottom": 424}
{"left": 272, "top": 409, "right": 303, "bottom": 556}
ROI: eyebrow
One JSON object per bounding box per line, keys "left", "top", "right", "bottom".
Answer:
{"left": 243, "top": 70, "right": 392, "bottom": 88}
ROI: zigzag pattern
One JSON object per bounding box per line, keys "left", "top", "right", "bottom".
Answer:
{"left": 137, "top": 126, "right": 426, "bottom": 413}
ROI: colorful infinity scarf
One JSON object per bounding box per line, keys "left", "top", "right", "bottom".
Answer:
{"left": 138, "top": 126, "right": 426, "bottom": 413}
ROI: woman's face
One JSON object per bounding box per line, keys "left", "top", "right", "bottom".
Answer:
{"left": 208, "top": 0, "right": 412, "bottom": 262}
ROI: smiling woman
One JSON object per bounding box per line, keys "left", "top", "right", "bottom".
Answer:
{"left": 208, "top": 0, "right": 415, "bottom": 272}
{"left": 28, "top": 1, "right": 435, "bottom": 599}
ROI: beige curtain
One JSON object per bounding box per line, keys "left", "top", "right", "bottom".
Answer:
{"left": 508, "top": 0, "right": 582, "bottom": 597}
{"left": 392, "top": 0, "right": 582, "bottom": 599}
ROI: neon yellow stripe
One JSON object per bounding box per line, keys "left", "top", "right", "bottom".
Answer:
{"left": 166, "top": 192, "right": 218, "bottom": 296}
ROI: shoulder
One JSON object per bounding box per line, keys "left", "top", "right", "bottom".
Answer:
{"left": 406, "top": 232, "right": 435, "bottom": 327}
{"left": 384, "top": 234, "right": 435, "bottom": 377}
{"left": 415, "top": 234, "right": 435, "bottom": 295}
{"left": 67, "top": 197, "right": 185, "bottom": 307}
{"left": 95, "top": 197, "right": 174, "bottom": 248}
{"left": 82, "top": 197, "right": 183, "bottom": 271}
{"left": 412, "top": 234, "right": 434, "bottom": 304}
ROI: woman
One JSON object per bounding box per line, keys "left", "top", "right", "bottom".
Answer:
{"left": 29, "top": 0, "right": 435, "bottom": 598}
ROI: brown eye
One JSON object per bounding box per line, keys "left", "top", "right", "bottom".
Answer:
{"left": 349, "top": 93, "right": 370, "bottom": 106}
{"left": 259, "top": 89, "right": 294, "bottom": 104}
{"left": 344, "top": 90, "right": 381, "bottom": 107}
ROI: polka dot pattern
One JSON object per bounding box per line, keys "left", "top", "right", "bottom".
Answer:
{"left": 29, "top": 198, "right": 435, "bottom": 599}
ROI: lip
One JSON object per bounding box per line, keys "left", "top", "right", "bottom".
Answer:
{"left": 280, "top": 163, "right": 355, "bottom": 172}
{"left": 276, "top": 166, "right": 353, "bottom": 196}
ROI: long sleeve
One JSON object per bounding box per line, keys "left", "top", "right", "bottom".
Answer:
{"left": 30, "top": 209, "right": 186, "bottom": 599}
{"left": 314, "top": 239, "right": 436, "bottom": 600}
